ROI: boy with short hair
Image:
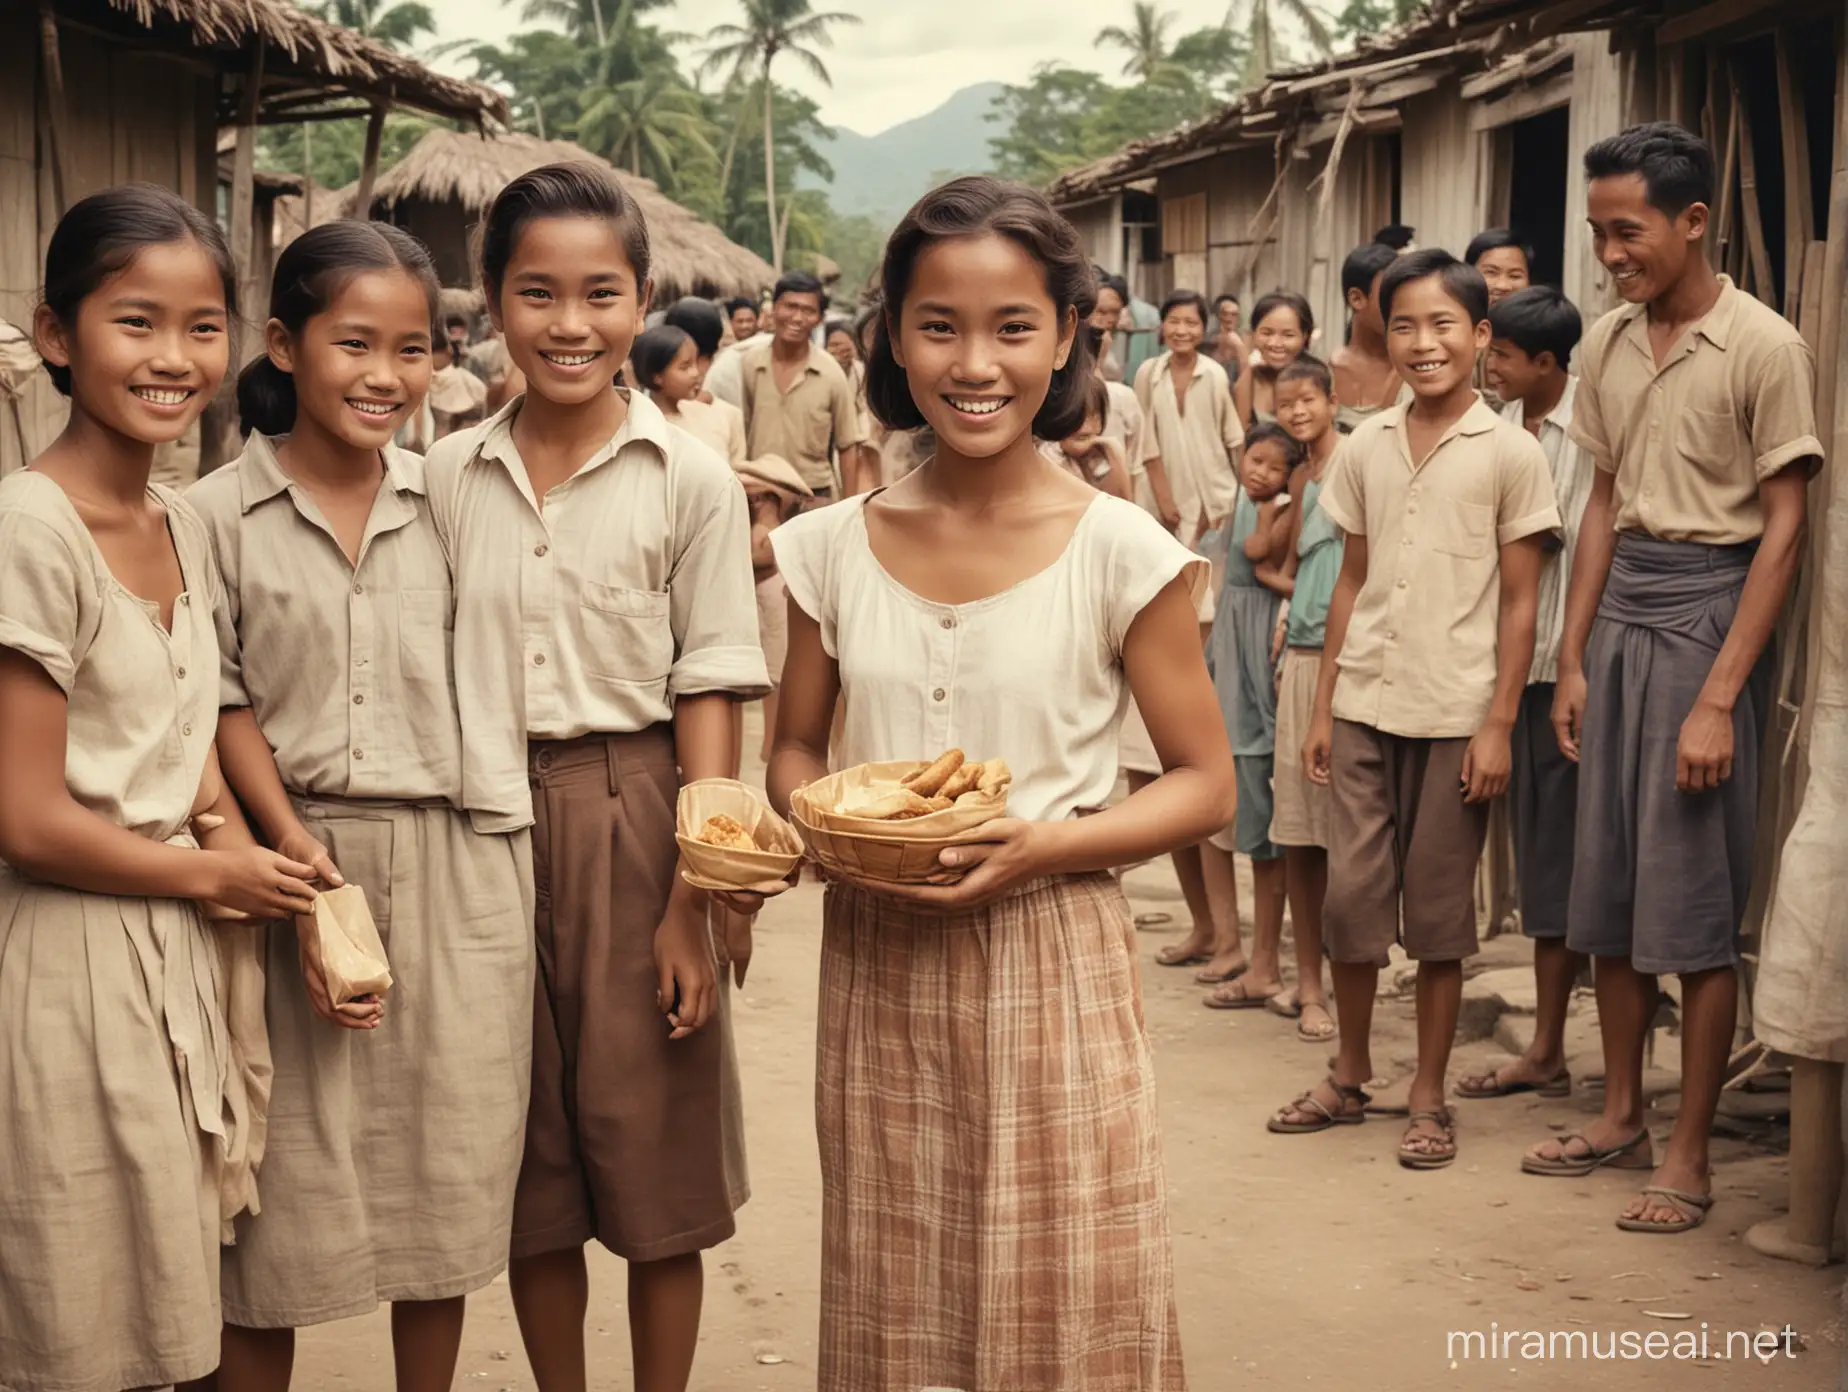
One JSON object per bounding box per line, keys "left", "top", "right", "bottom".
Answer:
{"left": 1269, "top": 249, "right": 1560, "bottom": 1170}
{"left": 1329, "top": 241, "right": 1404, "bottom": 432}
{"left": 1456, "top": 285, "right": 1592, "bottom": 1103}
{"left": 1465, "top": 229, "right": 1536, "bottom": 413}
{"left": 1524, "top": 123, "right": 1822, "bottom": 1234}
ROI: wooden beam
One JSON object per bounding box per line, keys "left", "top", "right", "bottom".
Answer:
{"left": 1797, "top": 241, "right": 1827, "bottom": 349}
{"left": 1775, "top": 29, "right": 1817, "bottom": 321}
{"left": 1658, "top": 0, "right": 1775, "bottom": 48}
{"left": 36, "top": 4, "right": 70, "bottom": 214}
{"left": 1732, "top": 69, "right": 1778, "bottom": 306}
{"left": 350, "top": 102, "right": 386, "bottom": 218}
{"left": 1714, "top": 79, "right": 1739, "bottom": 270}
{"left": 229, "top": 46, "right": 264, "bottom": 308}
{"left": 1468, "top": 72, "right": 1577, "bottom": 131}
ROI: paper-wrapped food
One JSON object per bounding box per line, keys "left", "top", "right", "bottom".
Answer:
{"left": 675, "top": 778, "right": 804, "bottom": 895}
{"left": 310, "top": 884, "right": 392, "bottom": 1004}
{"left": 790, "top": 750, "right": 1012, "bottom": 884}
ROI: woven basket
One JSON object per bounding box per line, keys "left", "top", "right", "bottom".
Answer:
{"left": 675, "top": 779, "right": 804, "bottom": 893}
{"left": 797, "top": 760, "right": 1008, "bottom": 838}
{"left": 789, "top": 806, "right": 973, "bottom": 885}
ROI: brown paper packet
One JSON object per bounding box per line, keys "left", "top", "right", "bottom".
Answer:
{"left": 311, "top": 884, "right": 392, "bottom": 1003}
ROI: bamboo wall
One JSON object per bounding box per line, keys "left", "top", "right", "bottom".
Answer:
{"left": 0, "top": 7, "right": 218, "bottom": 476}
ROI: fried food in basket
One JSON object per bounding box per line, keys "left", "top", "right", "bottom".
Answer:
{"left": 696, "top": 813, "right": 758, "bottom": 852}
{"left": 902, "top": 748, "right": 964, "bottom": 797}
{"left": 830, "top": 752, "right": 1012, "bottom": 822}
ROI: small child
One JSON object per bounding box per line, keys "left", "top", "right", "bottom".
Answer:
{"left": 1457, "top": 285, "right": 1592, "bottom": 1104}
{"left": 1199, "top": 424, "right": 1297, "bottom": 1005}
{"left": 1044, "top": 376, "right": 1132, "bottom": 499}
{"left": 1271, "top": 248, "right": 1559, "bottom": 1171}
{"left": 1265, "top": 355, "right": 1344, "bottom": 1043}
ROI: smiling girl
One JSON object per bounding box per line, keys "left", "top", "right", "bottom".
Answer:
{"left": 1233, "top": 290, "right": 1314, "bottom": 428}
{"left": 186, "top": 222, "right": 537, "bottom": 1391}
{"left": 424, "top": 163, "right": 766, "bottom": 1392}
{"left": 0, "top": 185, "right": 321, "bottom": 1391}
{"left": 764, "top": 175, "right": 1234, "bottom": 1391}
{"left": 1134, "top": 289, "right": 1244, "bottom": 545}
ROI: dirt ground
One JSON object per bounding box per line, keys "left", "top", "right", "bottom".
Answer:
{"left": 295, "top": 719, "right": 1843, "bottom": 1390}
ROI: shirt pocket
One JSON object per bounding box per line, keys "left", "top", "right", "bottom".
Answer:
{"left": 579, "top": 582, "right": 674, "bottom": 684}
{"left": 397, "top": 588, "right": 454, "bottom": 694}
{"left": 800, "top": 405, "right": 835, "bottom": 463}
{"left": 1674, "top": 405, "right": 1746, "bottom": 481}
{"left": 1425, "top": 494, "right": 1494, "bottom": 560}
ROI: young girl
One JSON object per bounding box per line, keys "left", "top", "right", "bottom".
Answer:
{"left": 0, "top": 186, "right": 321, "bottom": 1392}
{"left": 1233, "top": 290, "right": 1313, "bottom": 428}
{"left": 1134, "top": 289, "right": 1244, "bottom": 546}
{"left": 186, "top": 221, "right": 536, "bottom": 1390}
{"left": 1198, "top": 424, "right": 1297, "bottom": 1006}
{"left": 1042, "top": 375, "right": 1132, "bottom": 499}
{"left": 423, "top": 163, "right": 766, "bottom": 1392}
{"left": 632, "top": 322, "right": 747, "bottom": 467}
{"left": 761, "top": 175, "right": 1235, "bottom": 1391}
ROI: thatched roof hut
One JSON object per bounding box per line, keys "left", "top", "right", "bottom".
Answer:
{"left": 361, "top": 129, "right": 775, "bottom": 302}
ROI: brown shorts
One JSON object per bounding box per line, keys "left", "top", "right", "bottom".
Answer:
{"left": 513, "top": 728, "right": 738, "bottom": 1263}
{"left": 1323, "top": 720, "right": 1487, "bottom": 966}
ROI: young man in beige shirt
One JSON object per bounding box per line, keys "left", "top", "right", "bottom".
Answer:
{"left": 1271, "top": 249, "right": 1559, "bottom": 1171}
{"left": 740, "top": 271, "right": 870, "bottom": 500}
{"left": 1524, "top": 124, "right": 1822, "bottom": 1235}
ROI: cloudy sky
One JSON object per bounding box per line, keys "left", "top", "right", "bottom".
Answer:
{"left": 430, "top": 0, "right": 1244, "bottom": 134}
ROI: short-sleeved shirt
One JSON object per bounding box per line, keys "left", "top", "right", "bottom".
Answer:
{"left": 1134, "top": 352, "right": 1246, "bottom": 538}
{"left": 671, "top": 396, "right": 748, "bottom": 468}
{"left": 771, "top": 492, "right": 1206, "bottom": 823}
{"left": 740, "top": 340, "right": 864, "bottom": 492}
{"left": 1103, "top": 380, "right": 1144, "bottom": 472}
{"left": 1319, "top": 397, "right": 1562, "bottom": 739}
{"left": 187, "top": 434, "right": 462, "bottom": 805}
{"left": 426, "top": 389, "right": 770, "bottom": 832}
{"left": 0, "top": 472, "right": 220, "bottom": 841}
{"left": 1570, "top": 276, "right": 1823, "bottom": 544}
{"left": 1499, "top": 379, "right": 1595, "bottom": 684}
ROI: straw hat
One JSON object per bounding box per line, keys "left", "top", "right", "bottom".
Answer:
{"left": 735, "top": 453, "right": 813, "bottom": 498}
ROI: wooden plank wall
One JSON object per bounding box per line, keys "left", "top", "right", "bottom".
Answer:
{"left": 2, "top": 20, "right": 217, "bottom": 475}
{"left": 1063, "top": 199, "right": 1125, "bottom": 277}
{"left": 1561, "top": 33, "right": 1629, "bottom": 318}
{"left": 1398, "top": 85, "right": 1484, "bottom": 259}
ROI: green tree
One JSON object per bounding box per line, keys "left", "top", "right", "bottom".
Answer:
{"left": 1094, "top": 2, "right": 1179, "bottom": 83}
{"left": 700, "top": 0, "right": 860, "bottom": 272}
{"left": 466, "top": 29, "right": 587, "bottom": 139}
{"left": 720, "top": 83, "right": 835, "bottom": 262}
{"left": 311, "top": 0, "right": 435, "bottom": 48}
{"left": 987, "top": 64, "right": 1115, "bottom": 184}
{"left": 1228, "top": 0, "right": 1335, "bottom": 89}
{"left": 260, "top": 113, "right": 430, "bottom": 191}
{"left": 1170, "top": 23, "right": 1247, "bottom": 100}
{"left": 1330, "top": 0, "right": 1422, "bottom": 44}
{"left": 500, "top": 0, "right": 669, "bottom": 49}
{"left": 577, "top": 64, "right": 715, "bottom": 180}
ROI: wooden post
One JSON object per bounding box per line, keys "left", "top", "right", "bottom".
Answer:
{"left": 351, "top": 102, "right": 386, "bottom": 219}
{"left": 36, "top": 4, "right": 71, "bottom": 214}
{"left": 229, "top": 47, "right": 264, "bottom": 299}
{"left": 1775, "top": 30, "right": 1816, "bottom": 321}
{"left": 1731, "top": 69, "right": 1778, "bottom": 306}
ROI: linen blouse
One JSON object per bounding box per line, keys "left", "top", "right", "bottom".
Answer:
{"left": 772, "top": 492, "right": 1206, "bottom": 824}
{"left": 0, "top": 472, "right": 220, "bottom": 841}
{"left": 1134, "top": 351, "right": 1245, "bottom": 538}
{"left": 187, "top": 434, "right": 462, "bottom": 805}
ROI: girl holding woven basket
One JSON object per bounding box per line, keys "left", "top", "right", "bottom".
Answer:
{"left": 762, "top": 175, "right": 1236, "bottom": 1392}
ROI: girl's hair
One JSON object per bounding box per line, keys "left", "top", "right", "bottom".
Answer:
{"left": 40, "top": 184, "right": 237, "bottom": 397}
{"left": 1159, "top": 290, "right": 1210, "bottom": 325}
{"left": 630, "top": 323, "right": 692, "bottom": 392}
{"left": 478, "top": 162, "right": 651, "bottom": 301}
{"left": 237, "top": 221, "right": 441, "bottom": 437}
{"left": 867, "top": 175, "right": 1096, "bottom": 440}
{"left": 1250, "top": 290, "right": 1314, "bottom": 340}
{"left": 1276, "top": 352, "right": 1334, "bottom": 397}
{"left": 1078, "top": 374, "right": 1111, "bottom": 429}
{"left": 1244, "top": 421, "right": 1306, "bottom": 472}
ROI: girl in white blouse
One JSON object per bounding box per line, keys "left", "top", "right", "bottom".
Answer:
{"left": 762, "top": 176, "right": 1236, "bottom": 1392}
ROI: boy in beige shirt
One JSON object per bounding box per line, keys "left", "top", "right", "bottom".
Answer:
{"left": 1524, "top": 124, "right": 1822, "bottom": 1235}
{"left": 1269, "top": 249, "right": 1559, "bottom": 1170}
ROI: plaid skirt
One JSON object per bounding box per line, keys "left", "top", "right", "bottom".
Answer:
{"left": 817, "top": 873, "right": 1185, "bottom": 1392}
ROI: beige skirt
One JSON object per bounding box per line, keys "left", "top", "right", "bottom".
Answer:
{"left": 222, "top": 799, "right": 534, "bottom": 1327}
{"left": 818, "top": 873, "right": 1185, "bottom": 1391}
{"left": 0, "top": 869, "right": 229, "bottom": 1391}
{"left": 1270, "top": 647, "right": 1330, "bottom": 848}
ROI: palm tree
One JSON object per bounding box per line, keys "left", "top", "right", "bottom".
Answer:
{"left": 701, "top": 0, "right": 859, "bottom": 273}
{"left": 1095, "top": 2, "right": 1179, "bottom": 83}
{"left": 577, "top": 66, "right": 715, "bottom": 180}
{"left": 313, "top": 0, "right": 436, "bottom": 49}
{"left": 1228, "top": 0, "right": 1335, "bottom": 90}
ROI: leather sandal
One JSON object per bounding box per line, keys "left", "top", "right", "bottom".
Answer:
{"left": 1268, "top": 1075, "right": 1369, "bottom": 1134}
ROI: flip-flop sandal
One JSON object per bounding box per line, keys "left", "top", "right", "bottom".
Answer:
{"left": 1154, "top": 944, "right": 1210, "bottom": 967}
{"left": 1521, "top": 1127, "right": 1651, "bottom": 1178}
{"left": 1615, "top": 1185, "right": 1713, "bottom": 1235}
{"left": 1296, "top": 1004, "right": 1337, "bottom": 1043}
{"left": 1204, "top": 980, "right": 1281, "bottom": 1010}
{"left": 1265, "top": 989, "right": 1302, "bottom": 1020}
{"left": 1136, "top": 912, "right": 1176, "bottom": 931}
{"left": 1194, "top": 960, "right": 1250, "bottom": 984}
{"left": 1399, "top": 1108, "right": 1458, "bottom": 1170}
{"left": 1267, "top": 1075, "right": 1370, "bottom": 1134}
{"left": 1455, "top": 1067, "right": 1571, "bottom": 1100}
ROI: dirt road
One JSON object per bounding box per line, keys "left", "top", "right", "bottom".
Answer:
{"left": 295, "top": 742, "right": 1840, "bottom": 1389}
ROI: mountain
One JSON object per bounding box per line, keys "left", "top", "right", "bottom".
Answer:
{"left": 802, "top": 82, "right": 1005, "bottom": 226}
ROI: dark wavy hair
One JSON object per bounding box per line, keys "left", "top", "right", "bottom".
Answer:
{"left": 663, "top": 296, "right": 725, "bottom": 358}
{"left": 477, "top": 161, "right": 651, "bottom": 302}
{"left": 237, "top": 221, "right": 440, "bottom": 437}
{"left": 866, "top": 175, "right": 1096, "bottom": 440}
{"left": 1584, "top": 121, "right": 1715, "bottom": 217}
{"left": 629, "top": 323, "right": 692, "bottom": 392}
{"left": 39, "top": 184, "right": 237, "bottom": 397}
{"left": 1379, "top": 248, "right": 1490, "bottom": 326}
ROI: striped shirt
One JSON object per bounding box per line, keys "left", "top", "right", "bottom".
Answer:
{"left": 1502, "top": 377, "right": 1594, "bottom": 684}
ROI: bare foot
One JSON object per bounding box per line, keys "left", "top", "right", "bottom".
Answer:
{"left": 1155, "top": 930, "right": 1214, "bottom": 966}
